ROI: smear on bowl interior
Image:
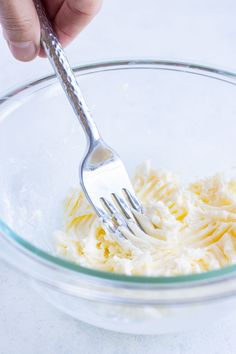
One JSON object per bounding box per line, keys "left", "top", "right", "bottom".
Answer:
{"left": 55, "top": 162, "right": 236, "bottom": 276}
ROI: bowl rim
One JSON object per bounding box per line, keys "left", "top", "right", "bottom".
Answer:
{"left": 1, "top": 58, "right": 236, "bottom": 285}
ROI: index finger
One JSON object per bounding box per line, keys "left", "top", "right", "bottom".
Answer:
{"left": 54, "top": 0, "right": 102, "bottom": 47}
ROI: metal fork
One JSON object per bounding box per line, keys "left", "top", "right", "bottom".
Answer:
{"left": 34, "top": 1, "right": 143, "bottom": 237}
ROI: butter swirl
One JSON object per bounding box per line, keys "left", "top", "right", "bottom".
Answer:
{"left": 55, "top": 162, "right": 236, "bottom": 276}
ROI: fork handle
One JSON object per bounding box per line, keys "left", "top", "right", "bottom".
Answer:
{"left": 34, "top": 0, "right": 100, "bottom": 143}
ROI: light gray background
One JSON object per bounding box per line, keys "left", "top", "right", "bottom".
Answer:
{"left": 0, "top": 1, "right": 236, "bottom": 353}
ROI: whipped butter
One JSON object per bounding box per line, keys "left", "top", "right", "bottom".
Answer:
{"left": 55, "top": 162, "right": 236, "bottom": 276}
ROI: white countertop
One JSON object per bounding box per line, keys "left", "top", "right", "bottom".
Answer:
{"left": 1, "top": 1, "right": 236, "bottom": 353}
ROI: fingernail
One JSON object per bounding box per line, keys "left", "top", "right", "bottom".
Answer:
{"left": 8, "top": 41, "right": 37, "bottom": 61}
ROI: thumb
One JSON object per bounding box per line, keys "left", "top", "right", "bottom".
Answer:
{"left": 0, "top": 0, "right": 40, "bottom": 61}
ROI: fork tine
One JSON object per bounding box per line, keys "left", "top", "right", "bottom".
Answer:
{"left": 111, "top": 193, "right": 134, "bottom": 221}
{"left": 112, "top": 192, "right": 146, "bottom": 234}
{"left": 102, "top": 218, "right": 126, "bottom": 239}
{"left": 121, "top": 189, "right": 146, "bottom": 232}
{"left": 100, "top": 197, "right": 125, "bottom": 227}
{"left": 98, "top": 203, "right": 127, "bottom": 239}
{"left": 122, "top": 188, "right": 143, "bottom": 213}
{"left": 100, "top": 197, "right": 136, "bottom": 236}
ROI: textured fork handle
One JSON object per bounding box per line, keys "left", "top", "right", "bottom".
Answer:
{"left": 34, "top": 0, "right": 100, "bottom": 142}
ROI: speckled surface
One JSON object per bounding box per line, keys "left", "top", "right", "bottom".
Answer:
{"left": 1, "top": 0, "right": 236, "bottom": 352}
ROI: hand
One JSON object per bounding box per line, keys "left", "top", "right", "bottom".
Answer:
{"left": 0, "top": 0, "right": 102, "bottom": 61}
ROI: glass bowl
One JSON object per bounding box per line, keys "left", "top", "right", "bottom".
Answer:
{"left": 1, "top": 59, "right": 236, "bottom": 335}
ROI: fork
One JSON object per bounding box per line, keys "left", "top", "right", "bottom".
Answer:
{"left": 34, "top": 1, "right": 143, "bottom": 237}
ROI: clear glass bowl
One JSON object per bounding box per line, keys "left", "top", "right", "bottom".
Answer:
{"left": 1, "top": 59, "right": 236, "bottom": 335}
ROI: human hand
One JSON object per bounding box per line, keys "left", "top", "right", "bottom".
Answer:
{"left": 0, "top": 0, "right": 102, "bottom": 61}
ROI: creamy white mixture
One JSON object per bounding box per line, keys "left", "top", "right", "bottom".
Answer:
{"left": 55, "top": 162, "right": 236, "bottom": 276}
